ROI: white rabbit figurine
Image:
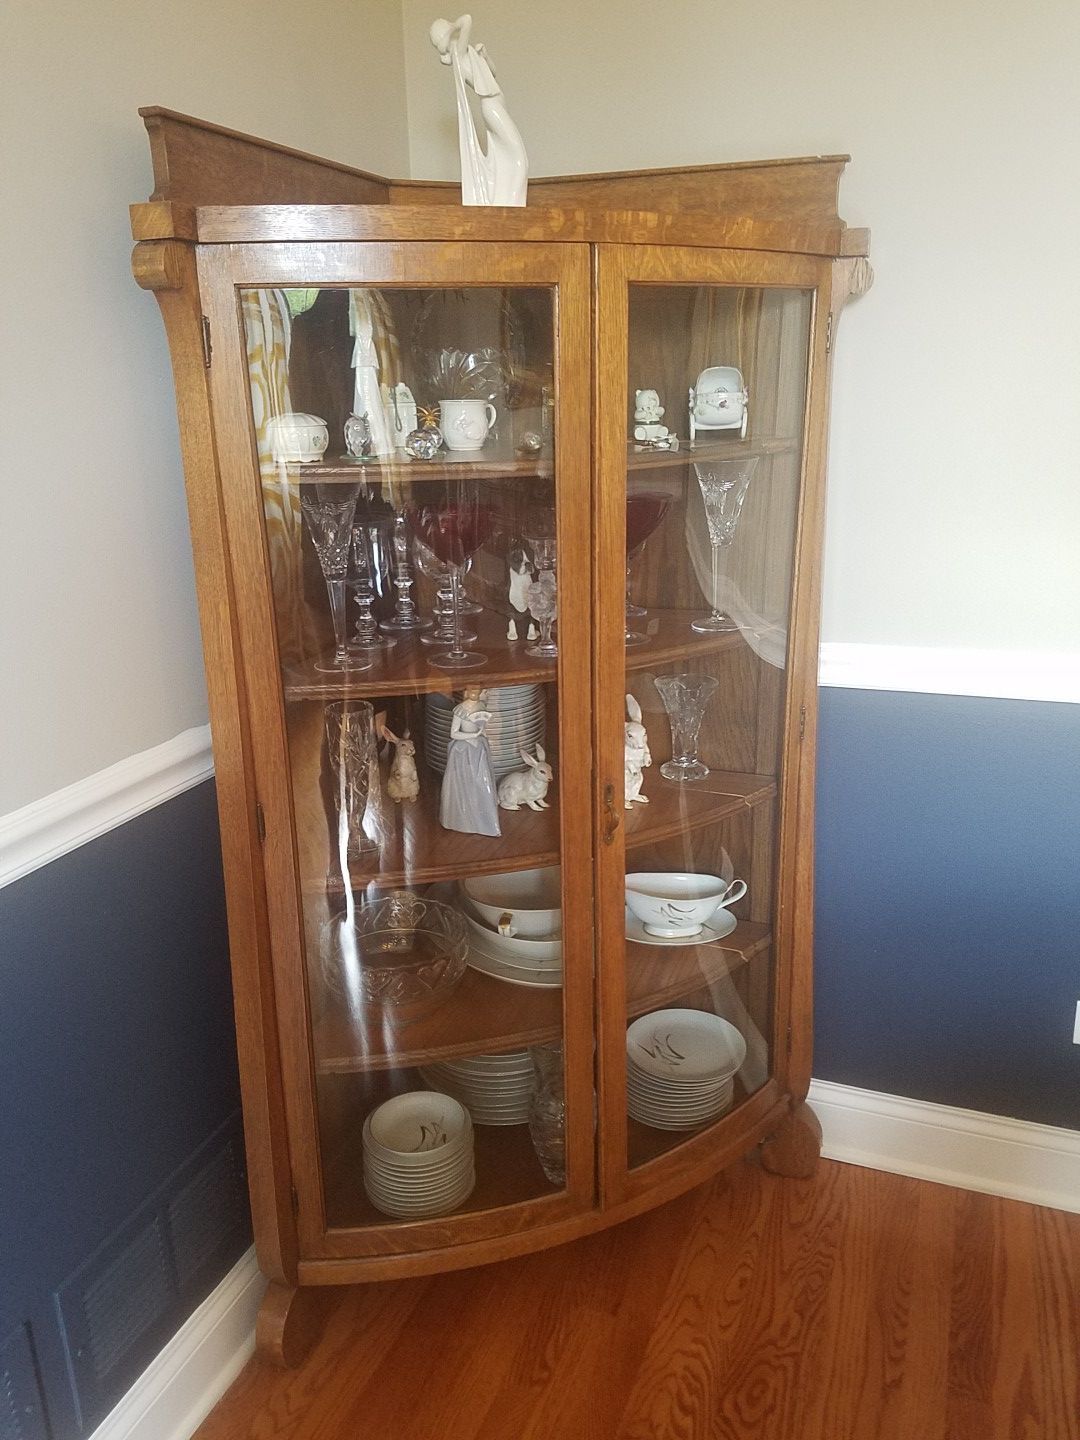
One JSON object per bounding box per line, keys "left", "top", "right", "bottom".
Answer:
{"left": 382, "top": 725, "right": 419, "bottom": 803}
{"left": 624, "top": 694, "right": 651, "bottom": 808}
{"left": 497, "top": 745, "right": 554, "bottom": 812}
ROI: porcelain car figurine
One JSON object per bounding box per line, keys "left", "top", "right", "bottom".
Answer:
{"left": 688, "top": 367, "right": 749, "bottom": 442}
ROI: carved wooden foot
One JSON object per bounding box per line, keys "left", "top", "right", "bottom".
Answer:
{"left": 759, "top": 1101, "right": 823, "bottom": 1179}
{"left": 256, "top": 1281, "right": 327, "bottom": 1368}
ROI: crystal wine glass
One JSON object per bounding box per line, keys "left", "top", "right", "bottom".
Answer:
{"left": 300, "top": 483, "right": 372, "bottom": 673}
{"left": 691, "top": 457, "right": 759, "bottom": 634}
{"left": 625, "top": 492, "right": 672, "bottom": 645}
{"left": 407, "top": 492, "right": 496, "bottom": 670}
{"left": 324, "top": 700, "right": 378, "bottom": 863}
{"left": 525, "top": 534, "right": 558, "bottom": 659}
{"left": 653, "top": 674, "right": 719, "bottom": 782}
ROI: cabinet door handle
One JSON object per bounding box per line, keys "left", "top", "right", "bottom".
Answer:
{"left": 602, "top": 782, "right": 621, "bottom": 844}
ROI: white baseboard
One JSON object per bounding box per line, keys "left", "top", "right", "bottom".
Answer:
{"left": 818, "top": 641, "right": 1080, "bottom": 704}
{"left": 810, "top": 1078, "right": 1080, "bottom": 1213}
{"left": 0, "top": 725, "right": 213, "bottom": 889}
{"left": 87, "top": 1247, "right": 264, "bottom": 1440}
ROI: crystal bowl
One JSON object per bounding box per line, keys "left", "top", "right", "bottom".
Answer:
{"left": 321, "top": 892, "right": 468, "bottom": 1019}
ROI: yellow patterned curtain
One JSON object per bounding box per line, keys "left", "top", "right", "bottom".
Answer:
{"left": 242, "top": 289, "right": 314, "bottom": 668}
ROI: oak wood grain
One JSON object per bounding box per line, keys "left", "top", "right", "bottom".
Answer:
{"left": 199, "top": 1163, "right": 1080, "bottom": 1440}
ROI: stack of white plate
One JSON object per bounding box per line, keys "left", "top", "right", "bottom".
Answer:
{"left": 460, "top": 902, "right": 563, "bottom": 989}
{"left": 419, "top": 1050, "right": 534, "bottom": 1125}
{"left": 362, "top": 1091, "right": 475, "bottom": 1218}
{"left": 425, "top": 685, "right": 546, "bottom": 778}
{"left": 626, "top": 1009, "right": 747, "bottom": 1131}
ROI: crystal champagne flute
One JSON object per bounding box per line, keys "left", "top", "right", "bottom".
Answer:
{"left": 300, "top": 483, "right": 372, "bottom": 673}
{"left": 691, "top": 457, "right": 759, "bottom": 634}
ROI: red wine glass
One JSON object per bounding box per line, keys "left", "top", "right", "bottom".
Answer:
{"left": 625, "top": 491, "right": 672, "bottom": 645}
{"left": 406, "top": 494, "right": 496, "bottom": 669}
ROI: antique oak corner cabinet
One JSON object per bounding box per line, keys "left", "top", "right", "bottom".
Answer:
{"left": 131, "top": 108, "right": 871, "bottom": 1365}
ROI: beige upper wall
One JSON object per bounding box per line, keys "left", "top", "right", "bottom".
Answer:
{"left": 0, "top": 0, "right": 408, "bottom": 813}
{"left": 403, "top": 0, "right": 1080, "bottom": 657}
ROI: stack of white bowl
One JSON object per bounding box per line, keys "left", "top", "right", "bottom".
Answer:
{"left": 419, "top": 1049, "right": 534, "bottom": 1125}
{"left": 362, "top": 1091, "right": 475, "bottom": 1218}
{"left": 626, "top": 1009, "right": 747, "bottom": 1131}
{"left": 458, "top": 867, "right": 563, "bottom": 989}
{"left": 425, "top": 685, "right": 546, "bottom": 778}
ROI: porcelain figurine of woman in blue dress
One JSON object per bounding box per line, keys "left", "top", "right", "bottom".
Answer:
{"left": 439, "top": 687, "right": 501, "bottom": 836}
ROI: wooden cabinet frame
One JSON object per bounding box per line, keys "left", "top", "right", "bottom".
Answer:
{"left": 131, "top": 108, "right": 872, "bottom": 1362}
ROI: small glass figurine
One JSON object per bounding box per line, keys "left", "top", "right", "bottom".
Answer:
{"left": 439, "top": 688, "right": 501, "bottom": 836}
{"left": 344, "top": 412, "right": 373, "bottom": 461}
{"left": 405, "top": 404, "right": 444, "bottom": 461}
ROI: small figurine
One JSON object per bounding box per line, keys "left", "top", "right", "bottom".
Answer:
{"left": 689, "top": 366, "right": 749, "bottom": 443}
{"left": 405, "top": 405, "right": 444, "bottom": 461}
{"left": 527, "top": 621, "right": 539, "bottom": 641}
{"left": 382, "top": 726, "right": 419, "bottom": 803}
{"left": 508, "top": 548, "right": 532, "bottom": 613}
{"left": 344, "top": 412, "right": 373, "bottom": 461}
{"left": 633, "top": 388, "right": 674, "bottom": 445}
{"left": 507, "top": 618, "right": 519, "bottom": 641}
{"left": 624, "top": 694, "right": 651, "bottom": 808}
{"left": 497, "top": 745, "right": 553, "bottom": 812}
{"left": 440, "top": 689, "right": 501, "bottom": 836}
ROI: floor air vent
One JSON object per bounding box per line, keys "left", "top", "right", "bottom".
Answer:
{"left": 0, "top": 1325, "right": 49, "bottom": 1440}
{"left": 54, "top": 1113, "right": 248, "bottom": 1434}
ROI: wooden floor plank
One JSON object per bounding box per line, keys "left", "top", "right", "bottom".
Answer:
{"left": 193, "top": 1160, "right": 1080, "bottom": 1440}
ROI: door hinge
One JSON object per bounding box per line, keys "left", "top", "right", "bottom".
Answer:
{"left": 201, "top": 314, "right": 213, "bottom": 368}
{"left": 290, "top": 1185, "right": 300, "bottom": 1218}
{"left": 786, "top": 1022, "right": 793, "bottom": 1054}
{"left": 255, "top": 801, "right": 266, "bottom": 844}
{"left": 799, "top": 704, "right": 807, "bottom": 741}
{"left": 824, "top": 312, "right": 834, "bottom": 355}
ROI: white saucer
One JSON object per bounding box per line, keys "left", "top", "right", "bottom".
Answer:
{"left": 466, "top": 937, "right": 563, "bottom": 989}
{"left": 624, "top": 909, "right": 737, "bottom": 946}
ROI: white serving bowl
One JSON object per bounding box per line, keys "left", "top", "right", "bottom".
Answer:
{"left": 461, "top": 866, "right": 562, "bottom": 937}
{"left": 624, "top": 872, "right": 746, "bottom": 939}
{"left": 462, "top": 909, "right": 563, "bottom": 964}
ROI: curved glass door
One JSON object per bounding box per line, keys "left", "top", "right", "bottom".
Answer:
{"left": 205, "top": 243, "right": 593, "bottom": 1251}
{"left": 595, "top": 248, "right": 823, "bottom": 1194}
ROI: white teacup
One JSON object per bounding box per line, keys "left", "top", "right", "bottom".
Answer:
{"left": 439, "top": 398, "right": 497, "bottom": 452}
{"left": 625, "top": 872, "right": 747, "bottom": 938}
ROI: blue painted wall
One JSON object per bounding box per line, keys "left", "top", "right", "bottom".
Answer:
{"left": 3, "top": 688, "right": 1076, "bottom": 1436}
{"left": 0, "top": 781, "right": 248, "bottom": 1440}
{"left": 815, "top": 688, "right": 1080, "bottom": 1129}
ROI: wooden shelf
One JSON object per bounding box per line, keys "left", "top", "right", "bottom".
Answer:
{"left": 283, "top": 608, "right": 742, "bottom": 701}
{"left": 322, "top": 1070, "right": 559, "bottom": 1231}
{"left": 627, "top": 436, "right": 800, "bottom": 474}
{"left": 314, "top": 921, "right": 769, "bottom": 1073}
{"left": 289, "top": 699, "right": 774, "bottom": 892}
{"left": 294, "top": 444, "right": 553, "bottom": 487}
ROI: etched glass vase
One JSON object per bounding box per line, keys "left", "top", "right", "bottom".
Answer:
{"left": 653, "top": 674, "right": 719, "bottom": 782}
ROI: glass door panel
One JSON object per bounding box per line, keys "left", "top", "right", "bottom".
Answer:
{"left": 616, "top": 280, "right": 813, "bottom": 1172}
{"left": 237, "top": 279, "right": 584, "bottom": 1233}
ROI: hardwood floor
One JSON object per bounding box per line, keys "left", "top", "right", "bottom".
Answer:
{"left": 195, "top": 1160, "right": 1080, "bottom": 1440}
